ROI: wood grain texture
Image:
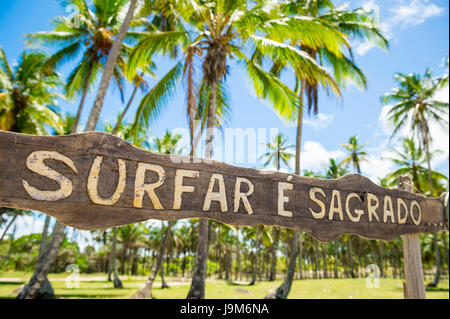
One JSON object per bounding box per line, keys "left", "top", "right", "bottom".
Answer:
{"left": 399, "top": 175, "right": 426, "bottom": 299}
{"left": 0, "top": 130, "right": 448, "bottom": 242}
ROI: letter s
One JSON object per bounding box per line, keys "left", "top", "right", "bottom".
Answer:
{"left": 23, "top": 151, "right": 78, "bottom": 201}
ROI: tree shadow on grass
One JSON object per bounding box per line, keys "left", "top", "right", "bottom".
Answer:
{"left": 425, "top": 286, "right": 449, "bottom": 293}
{"left": 55, "top": 293, "right": 127, "bottom": 299}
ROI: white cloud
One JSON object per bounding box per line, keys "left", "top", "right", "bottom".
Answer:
{"left": 361, "top": 151, "right": 397, "bottom": 182}
{"left": 390, "top": 0, "right": 444, "bottom": 28}
{"left": 9, "top": 214, "right": 45, "bottom": 238}
{"left": 295, "top": 141, "right": 345, "bottom": 172}
{"left": 378, "top": 86, "right": 449, "bottom": 169}
{"left": 356, "top": 41, "right": 377, "bottom": 56}
{"left": 429, "top": 120, "right": 449, "bottom": 168}
{"left": 379, "top": 104, "right": 399, "bottom": 136}
{"left": 303, "top": 113, "right": 335, "bottom": 130}
{"left": 355, "top": 0, "right": 444, "bottom": 56}
{"left": 435, "top": 85, "right": 449, "bottom": 103}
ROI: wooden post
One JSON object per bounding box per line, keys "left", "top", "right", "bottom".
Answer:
{"left": 398, "top": 174, "right": 426, "bottom": 299}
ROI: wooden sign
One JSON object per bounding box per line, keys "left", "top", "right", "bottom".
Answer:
{"left": 0, "top": 130, "right": 447, "bottom": 242}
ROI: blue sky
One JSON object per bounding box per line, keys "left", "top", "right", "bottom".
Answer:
{"left": 1, "top": 0, "right": 449, "bottom": 243}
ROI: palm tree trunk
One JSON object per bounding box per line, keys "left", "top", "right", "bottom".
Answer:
{"left": 313, "top": 240, "right": 319, "bottom": 279}
{"left": 334, "top": 239, "right": 339, "bottom": 278}
{"left": 112, "top": 80, "right": 139, "bottom": 135}
{"left": 273, "top": 231, "right": 299, "bottom": 298}
{"left": 71, "top": 58, "right": 95, "bottom": 134}
{"left": 225, "top": 246, "right": 231, "bottom": 281}
{"left": 295, "top": 80, "right": 305, "bottom": 175}
{"left": 85, "top": 0, "right": 136, "bottom": 131}
{"left": 132, "top": 221, "right": 173, "bottom": 298}
{"left": 442, "top": 233, "right": 449, "bottom": 276}
{"left": 430, "top": 232, "right": 441, "bottom": 287}
{"left": 269, "top": 227, "right": 280, "bottom": 281}
{"left": 347, "top": 236, "right": 355, "bottom": 278}
{"left": 268, "top": 80, "right": 305, "bottom": 299}
{"left": 298, "top": 232, "right": 303, "bottom": 279}
{"left": 160, "top": 222, "right": 171, "bottom": 289}
{"left": 0, "top": 214, "right": 17, "bottom": 243}
{"left": 107, "top": 231, "right": 113, "bottom": 281}
{"left": 112, "top": 227, "right": 123, "bottom": 288}
{"left": 17, "top": 220, "right": 65, "bottom": 299}
{"left": 250, "top": 226, "right": 261, "bottom": 285}
{"left": 236, "top": 227, "right": 241, "bottom": 281}
{"left": 6, "top": 224, "right": 17, "bottom": 261}
{"left": 423, "top": 134, "right": 441, "bottom": 287}
{"left": 378, "top": 241, "right": 385, "bottom": 278}
{"left": 186, "top": 79, "right": 218, "bottom": 299}
{"left": 322, "top": 247, "right": 328, "bottom": 279}
{"left": 38, "top": 215, "right": 51, "bottom": 260}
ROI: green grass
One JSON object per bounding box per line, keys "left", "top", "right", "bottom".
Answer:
{"left": 0, "top": 272, "right": 448, "bottom": 299}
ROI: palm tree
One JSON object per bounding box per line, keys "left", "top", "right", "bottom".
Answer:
{"left": 104, "top": 118, "right": 151, "bottom": 288}
{"left": 152, "top": 130, "right": 183, "bottom": 155}
{"left": 341, "top": 135, "right": 369, "bottom": 174}
{"left": 17, "top": 1, "right": 146, "bottom": 296}
{"left": 26, "top": 0, "right": 142, "bottom": 133}
{"left": 260, "top": 133, "right": 294, "bottom": 171}
{"left": 0, "top": 48, "right": 63, "bottom": 134}
{"left": 269, "top": 0, "right": 388, "bottom": 298}
{"left": 132, "top": 130, "right": 183, "bottom": 298}
{"left": 325, "top": 158, "right": 349, "bottom": 179}
{"left": 86, "top": 0, "right": 138, "bottom": 131}
{"left": 383, "top": 137, "right": 447, "bottom": 192}
{"left": 117, "top": 223, "right": 146, "bottom": 275}
{"left": 382, "top": 68, "right": 449, "bottom": 286}
{"left": 111, "top": 70, "right": 152, "bottom": 136}
{"left": 271, "top": 0, "right": 388, "bottom": 175}
{"left": 0, "top": 48, "right": 63, "bottom": 272}
{"left": 324, "top": 158, "right": 349, "bottom": 278}
{"left": 0, "top": 48, "right": 67, "bottom": 299}
{"left": 177, "top": 0, "right": 345, "bottom": 299}
{"left": 259, "top": 133, "right": 293, "bottom": 281}
{"left": 0, "top": 209, "right": 32, "bottom": 244}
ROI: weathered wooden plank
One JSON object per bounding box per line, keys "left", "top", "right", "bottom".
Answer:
{"left": 0, "top": 130, "right": 447, "bottom": 242}
{"left": 399, "top": 175, "right": 426, "bottom": 299}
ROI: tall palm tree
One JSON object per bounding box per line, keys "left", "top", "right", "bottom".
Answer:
{"left": 341, "top": 135, "right": 369, "bottom": 174}
{"left": 382, "top": 68, "right": 449, "bottom": 286}
{"left": 177, "top": 0, "right": 343, "bottom": 299}
{"left": 132, "top": 131, "right": 183, "bottom": 298}
{"left": 336, "top": 138, "right": 364, "bottom": 279}
{"left": 324, "top": 158, "right": 349, "bottom": 278}
{"left": 26, "top": 0, "right": 143, "bottom": 133}
{"left": 104, "top": 117, "right": 151, "bottom": 288}
{"left": 260, "top": 133, "right": 293, "bottom": 281}
{"left": 269, "top": 0, "right": 388, "bottom": 298}
{"left": 0, "top": 49, "right": 66, "bottom": 299}
{"left": 86, "top": 0, "right": 138, "bottom": 131}
{"left": 17, "top": 2, "right": 146, "bottom": 298}
{"left": 0, "top": 209, "right": 32, "bottom": 244}
{"left": 0, "top": 48, "right": 63, "bottom": 134}
{"left": 272, "top": 0, "right": 388, "bottom": 176}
